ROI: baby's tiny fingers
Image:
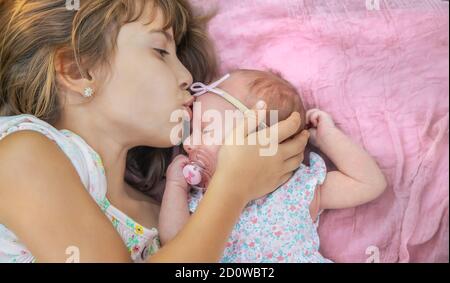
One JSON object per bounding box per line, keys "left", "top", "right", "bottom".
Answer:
{"left": 311, "top": 112, "right": 321, "bottom": 126}
{"left": 305, "top": 109, "right": 316, "bottom": 124}
{"left": 173, "top": 155, "right": 190, "bottom": 166}
{"left": 307, "top": 108, "right": 322, "bottom": 121}
{"left": 306, "top": 108, "right": 320, "bottom": 114}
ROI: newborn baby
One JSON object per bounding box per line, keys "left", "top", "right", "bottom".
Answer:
{"left": 159, "top": 69, "right": 387, "bottom": 263}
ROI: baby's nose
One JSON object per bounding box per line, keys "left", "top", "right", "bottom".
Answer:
{"left": 183, "top": 135, "right": 196, "bottom": 154}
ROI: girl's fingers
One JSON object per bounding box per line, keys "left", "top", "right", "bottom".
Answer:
{"left": 229, "top": 101, "right": 267, "bottom": 142}
{"left": 271, "top": 112, "right": 302, "bottom": 144}
{"left": 280, "top": 130, "right": 310, "bottom": 160}
{"left": 282, "top": 153, "right": 304, "bottom": 174}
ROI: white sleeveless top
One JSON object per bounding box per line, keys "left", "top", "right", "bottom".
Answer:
{"left": 0, "top": 115, "right": 160, "bottom": 263}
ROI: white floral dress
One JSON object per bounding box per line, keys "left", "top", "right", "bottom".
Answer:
{"left": 0, "top": 115, "right": 160, "bottom": 263}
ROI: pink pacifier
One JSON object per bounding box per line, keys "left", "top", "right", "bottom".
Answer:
{"left": 183, "top": 163, "right": 204, "bottom": 186}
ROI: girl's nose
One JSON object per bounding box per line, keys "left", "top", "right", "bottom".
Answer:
{"left": 178, "top": 63, "right": 194, "bottom": 91}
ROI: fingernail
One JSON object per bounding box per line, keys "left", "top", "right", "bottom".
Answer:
{"left": 256, "top": 100, "right": 266, "bottom": 109}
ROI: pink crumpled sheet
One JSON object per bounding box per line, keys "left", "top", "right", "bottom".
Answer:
{"left": 190, "top": 0, "right": 449, "bottom": 262}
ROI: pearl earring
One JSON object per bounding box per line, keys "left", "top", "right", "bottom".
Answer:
{"left": 83, "top": 87, "right": 94, "bottom": 98}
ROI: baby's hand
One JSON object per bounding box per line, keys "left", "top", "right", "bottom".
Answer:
{"left": 160, "top": 154, "right": 192, "bottom": 245}
{"left": 166, "top": 154, "right": 191, "bottom": 193}
{"left": 306, "top": 108, "right": 336, "bottom": 149}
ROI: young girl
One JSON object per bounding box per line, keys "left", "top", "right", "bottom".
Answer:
{"left": 159, "top": 70, "right": 388, "bottom": 262}
{"left": 0, "top": 0, "right": 309, "bottom": 263}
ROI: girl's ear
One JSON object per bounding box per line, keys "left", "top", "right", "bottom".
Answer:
{"left": 54, "top": 48, "right": 97, "bottom": 99}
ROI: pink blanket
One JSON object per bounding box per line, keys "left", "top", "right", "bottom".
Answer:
{"left": 190, "top": 0, "right": 449, "bottom": 262}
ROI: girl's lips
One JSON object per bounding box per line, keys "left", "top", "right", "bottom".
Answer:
{"left": 182, "top": 96, "right": 195, "bottom": 121}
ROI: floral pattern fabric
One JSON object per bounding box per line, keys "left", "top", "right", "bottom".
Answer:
{"left": 0, "top": 115, "right": 160, "bottom": 263}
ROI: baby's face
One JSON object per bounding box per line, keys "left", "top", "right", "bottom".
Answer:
{"left": 183, "top": 77, "right": 250, "bottom": 188}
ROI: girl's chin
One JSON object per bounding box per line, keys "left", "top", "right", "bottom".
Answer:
{"left": 160, "top": 131, "right": 183, "bottom": 147}
{"left": 144, "top": 137, "right": 179, "bottom": 148}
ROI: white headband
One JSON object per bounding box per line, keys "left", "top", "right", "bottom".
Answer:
{"left": 190, "top": 74, "right": 267, "bottom": 129}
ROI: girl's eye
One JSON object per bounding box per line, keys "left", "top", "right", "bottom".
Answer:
{"left": 154, "top": 48, "right": 170, "bottom": 58}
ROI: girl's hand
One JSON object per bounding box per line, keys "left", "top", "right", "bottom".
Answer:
{"left": 213, "top": 101, "right": 310, "bottom": 203}
{"left": 166, "top": 154, "right": 191, "bottom": 193}
{"left": 306, "top": 108, "right": 336, "bottom": 149}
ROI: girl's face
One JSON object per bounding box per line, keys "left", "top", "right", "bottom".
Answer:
{"left": 87, "top": 6, "right": 194, "bottom": 148}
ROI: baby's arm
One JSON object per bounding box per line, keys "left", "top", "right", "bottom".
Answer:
{"left": 306, "top": 109, "right": 388, "bottom": 210}
{"left": 158, "top": 155, "right": 191, "bottom": 246}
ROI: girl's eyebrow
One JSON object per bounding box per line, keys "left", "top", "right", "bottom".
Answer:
{"left": 149, "top": 29, "right": 174, "bottom": 43}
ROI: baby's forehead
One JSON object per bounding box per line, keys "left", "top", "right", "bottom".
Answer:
{"left": 195, "top": 74, "right": 251, "bottom": 111}
{"left": 194, "top": 93, "right": 245, "bottom": 131}
{"left": 192, "top": 72, "right": 259, "bottom": 128}
{"left": 195, "top": 93, "right": 234, "bottom": 111}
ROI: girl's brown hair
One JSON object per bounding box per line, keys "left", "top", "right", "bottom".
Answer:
{"left": 0, "top": 0, "right": 218, "bottom": 201}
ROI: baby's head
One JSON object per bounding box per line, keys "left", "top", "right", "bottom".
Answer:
{"left": 183, "top": 69, "right": 306, "bottom": 188}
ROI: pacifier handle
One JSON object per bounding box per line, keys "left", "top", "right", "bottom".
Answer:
{"left": 183, "top": 163, "right": 203, "bottom": 186}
